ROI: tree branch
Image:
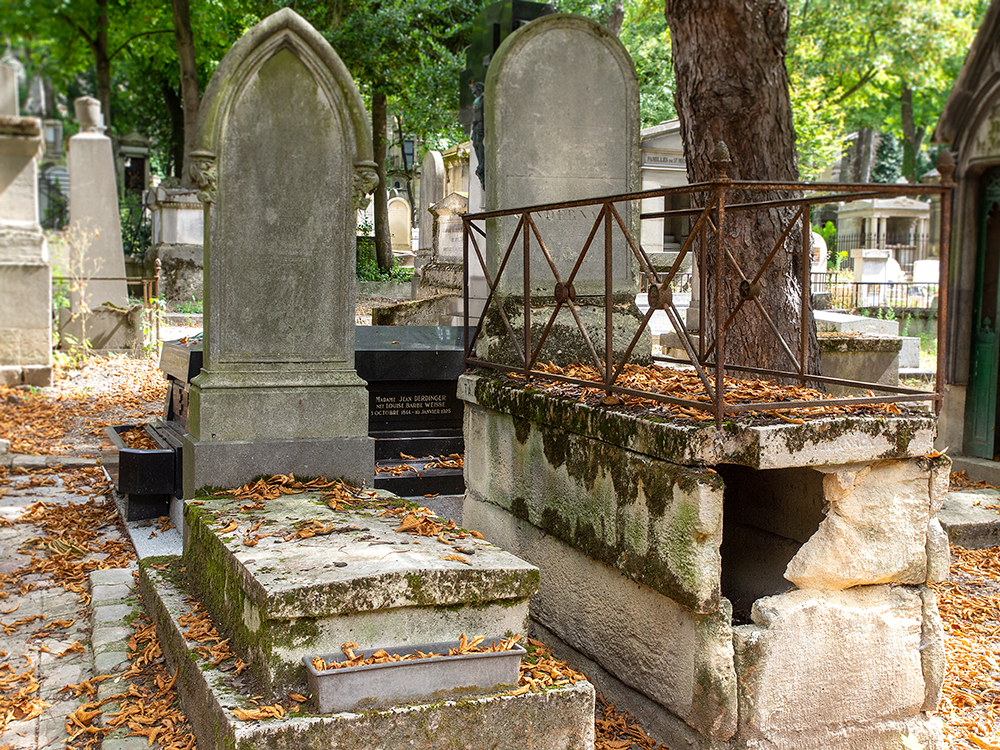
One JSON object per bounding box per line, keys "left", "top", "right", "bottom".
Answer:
{"left": 830, "top": 68, "right": 878, "bottom": 105}
{"left": 110, "top": 28, "right": 173, "bottom": 61}
{"left": 57, "top": 12, "right": 97, "bottom": 52}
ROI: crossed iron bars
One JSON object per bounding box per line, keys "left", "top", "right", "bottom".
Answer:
{"left": 461, "top": 144, "right": 955, "bottom": 431}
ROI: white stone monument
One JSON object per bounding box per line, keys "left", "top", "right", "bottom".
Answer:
{"left": 146, "top": 186, "right": 203, "bottom": 301}
{"left": 482, "top": 13, "right": 644, "bottom": 364}
{"left": 183, "top": 8, "right": 378, "bottom": 495}
{"left": 0, "top": 62, "right": 52, "bottom": 386}
{"left": 66, "top": 96, "right": 128, "bottom": 311}
{"left": 387, "top": 195, "right": 414, "bottom": 267}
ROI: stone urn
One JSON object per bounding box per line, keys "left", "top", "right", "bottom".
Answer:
{"left": 74, "top": 96, "right": 103, "bottom": 132}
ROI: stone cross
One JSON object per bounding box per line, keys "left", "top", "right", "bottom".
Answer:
{"left": 183, "top": 8, "right": 378, "bottom": 495}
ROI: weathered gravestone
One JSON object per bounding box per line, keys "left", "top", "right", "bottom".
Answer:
{"left": 417, "top": 149, "right": 445, "bottom": 258}
{"left": 0, "top": 62, "right": 52, "bottom": 386}
{"left": 387, "top": 195, "right": 414, "bottom": 267}
{"left": 60, "top": 96, "right": 142, "bottom": 353}
{"left": 480, "top": 13, "right": 646, "bottom": 365}
{"left": 183, "top": 8, "right": 379, "bottom": 495}
{"left": 66, "top": 97, "right": 128, "bottom": 310}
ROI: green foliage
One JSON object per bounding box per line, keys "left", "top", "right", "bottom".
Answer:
{"left": 871, "top": 132, "right": 902, "bottom": 183}
{"left": 786, "top": 0, "right": 986, "bottom": 180}
{"left": 173, "top": 298, "right": 203, "bottom": 315}
{"left": 356, "top": 252, "right": 413, "bottom": 283}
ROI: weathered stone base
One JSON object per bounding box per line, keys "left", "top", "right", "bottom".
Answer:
{"left": 152, "top": 243, "right": 203, "bottom": 302}
{"left": 459, "top": 374, "right": 947, "bottom": 750}
{"left": 138, "top": 563, "right": 595, "bottom": 750}
{"left": 476, "top": 296, "right": 652, "bottom": 368}
{"left": 57, "top": 305, "right": 143, "bottom": 354}
{"left": 463, "top": 494, "right": 738, "bottom": 743}
{"left": 0, "top": 364, "right": 51, "bottom": 387}
{"left": 181, "top": 491, "right": 538, "bottom": 697}
{"left": 733, "top": 586, "right": 943, "bottom": 749}
{"left": 372, "top": 293, "right": 460, "bottom": 326}
{"left": 181, "top": 435, "right": 374, "bottom": 497}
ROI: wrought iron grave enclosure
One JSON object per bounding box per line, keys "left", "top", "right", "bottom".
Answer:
{"left": 461, "top": 152, "right": 954, "bottom": 431}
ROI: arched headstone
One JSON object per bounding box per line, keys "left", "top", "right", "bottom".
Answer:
{"left": 184, "top": 8, "right": 378, "bottom": 494}
{"left": 482, "top": 13, "right": 643, "bottom": 364}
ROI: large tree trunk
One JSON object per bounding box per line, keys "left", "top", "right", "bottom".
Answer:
{"left": 900, "top": 84, "right": 925, "bottom": 184}
{"left": 95, "top": 0, "right": 112, "bottom": 129}
{"left": 162, "top": 83, "right": 185, "bottom": 180}
{"left": 372, "top": 91, "right": 393, "bottom": 272}
{"left": 171, "top": 0, "right": 200, "bottom": 187}
{"left": 665, "top": 0, "right": 820, "bottom": 376}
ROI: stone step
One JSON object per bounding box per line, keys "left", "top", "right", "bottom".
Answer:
{"left": 183, "top": 490, "right": 539, "bottom": 698}
{"left": 138, "top": 561, "right": 595, "bottom": 750}
{"left": 938, "top": 486, "right": 1000, "bottom": 549}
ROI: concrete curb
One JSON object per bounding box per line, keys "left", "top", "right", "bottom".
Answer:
{"left": 88, "top": 568, "right": 145, "bottom": 750}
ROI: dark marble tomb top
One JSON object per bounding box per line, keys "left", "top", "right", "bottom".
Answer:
{"left": 354, "top": 326, "right": 466, "bottom": 383}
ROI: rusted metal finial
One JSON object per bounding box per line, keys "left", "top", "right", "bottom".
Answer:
{"left": 937, "top": 148, "right": 956, "bottom": 186}
{"left": 711, "top": 140, "right": 732, "bottom": 180}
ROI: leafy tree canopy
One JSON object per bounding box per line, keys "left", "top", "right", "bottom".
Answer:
{"left": 786, "top": 0, "right": 987, "bottom": 179}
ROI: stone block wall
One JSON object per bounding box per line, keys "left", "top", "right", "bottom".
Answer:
{"left": 460, "top": 373, "right": 948, "bottom": 750}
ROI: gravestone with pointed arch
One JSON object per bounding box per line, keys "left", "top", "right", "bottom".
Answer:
{"left": 183, "top": 8, "right": 379, "bottom": 496}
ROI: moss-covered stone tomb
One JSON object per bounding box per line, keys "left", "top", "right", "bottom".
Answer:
{"left": 460, "top": 371, "right": 949, "bottom": 750}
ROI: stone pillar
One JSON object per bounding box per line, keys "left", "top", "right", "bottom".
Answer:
{"left": 418, "top": 150, "right": 444, "bottom": 256}
{"left": 66, "top": 96, "right": 128, "bottom": 310}
{"left": 482, "top": 13, "right": 646, "bottom": 366}
{"left": 0, "top": 62, "right": 51, "bottom": 386}
{"left": 0, "top": 65, "right": 18, "bottom": 116}
{"left": 146, "top": 186, "right": 203, "bottom": 301}
{"left": 183, "top": 8, "right": 378, "bottom": 495}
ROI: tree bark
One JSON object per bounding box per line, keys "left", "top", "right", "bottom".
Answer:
{"left": 162, "top": 83, "right": 184, "bottom": 180}
{"left": 900, "top": 84, "right": 924, "bottom": 183}
{"left": 170, "top": 0, "right": 200, "bottom": 187}
{"left": 393, "top": 113, "right": 416, "bottom": 223}
{"left": 664, "top": 0, "right": 820, "bottom": 376}
{"left": 605, "top": 0, "right": 625, "bottom": 36}
{"left": 372, "top": 91, "right": 393, "bottom": 271}
{"left": 95, "top": 0, "right": 112, "bottom": 130}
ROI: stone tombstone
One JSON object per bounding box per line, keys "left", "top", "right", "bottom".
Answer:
{"left": 418, "top": 149, "right": 445, "bottom": 255}
{"left": 388, "top": 195, "right": 412, "bottom": 252}
{"left": 0, "top": 62, "right": 51, "bottom": 386}
{"left": 432, "top": 192, "right": 468, "bottom": 263}
{"left": 183, "top": 8, "right": 378, "bottom": 495}
{"left": 0, "top": 64, "right": 17, "bottom": 116}
{"left": 66, "top": 96, "right": 128, "bottom": 311}
{"left": 482, "top": 13, "right": 642, "bottom": 363}
{"left": 146, "top": 186, "right": 204, "bottom": 301}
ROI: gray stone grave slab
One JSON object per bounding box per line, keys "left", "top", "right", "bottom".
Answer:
{"left": 480, "top": 14, "right": 646, "bottom": 366}
{"left": 183, "top": 9, "right": 379, "bottom": 494}
{"left": 183, "top": 490, "right": 539, "bottom": 697}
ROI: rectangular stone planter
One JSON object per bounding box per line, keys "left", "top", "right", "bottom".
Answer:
{"left": 102, "top": 424, "right": 174, "bottom": 520}
{"left": 304, "top": 640, "right": 525, "bottom": 713}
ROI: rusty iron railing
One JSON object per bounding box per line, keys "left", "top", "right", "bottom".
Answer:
{"left": 461, "top": 150, "right": 955, "bottom": 431}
